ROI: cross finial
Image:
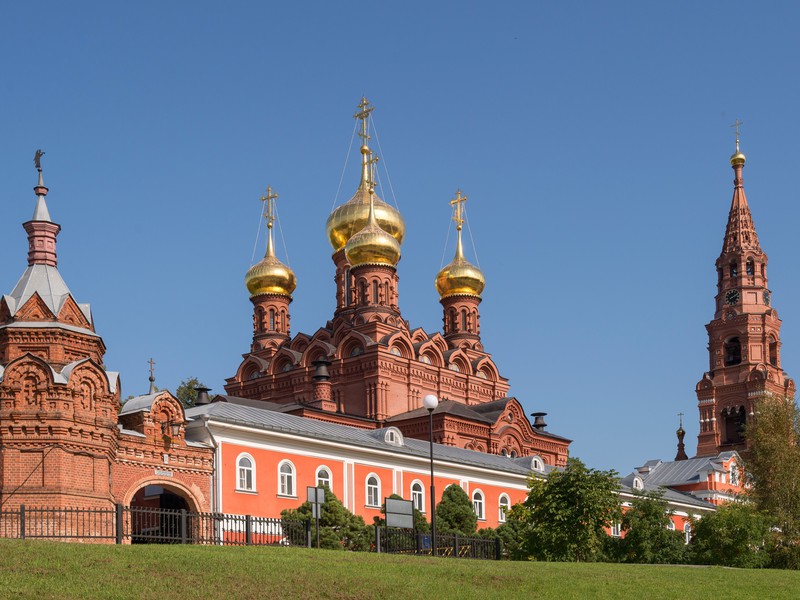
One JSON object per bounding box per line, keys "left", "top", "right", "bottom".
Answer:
{"left": 260, "top": 186, "right": 279, "bottom": 229}
{"left": 148, "top": 358, "right": 156, "bottom": 394}
{"left": 450, "top": 189, "right": 467, "bottom": 231}
{"left": 354, "top": 97, "right": 374, "bottom": 145}
{"left": 678, "top": 411, "right": 684, "bottom": 428}
{"left": 731, "top": 119, "right": 743, "bottom": 152}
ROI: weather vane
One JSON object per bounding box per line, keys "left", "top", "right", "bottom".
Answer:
{"left": 33, "top": 149, "right": 45, "bottom": 172}
{"left": 450, "top": 189, "right": 467, "bottom": 231}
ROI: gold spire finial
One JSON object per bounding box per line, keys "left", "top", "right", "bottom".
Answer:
{"left": 731, "top": 119, "right": 743, "bottom": 153}
{"left": 261, "top": 186, "right": 279, "bottom": 230}
{"left": 450, "top": 189, "right": 467, "bottom": 231}
{"left": 354, "top": 97, "right": 374, "bottom": 145}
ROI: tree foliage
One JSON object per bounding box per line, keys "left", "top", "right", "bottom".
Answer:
{"left": 690, "top": 502, "right": 771, "bottom": 568}
{"left": 745, "top": 394, "right": 800, "bottom": 568}
{"left": 516, "top": 457, "right": 620, "bottom": 562}
{"left": 280, "top": 487, "right": 370, "bottom": 551}
{"left": 610, "top": 491, "right": 687, "bottom": 564}
{"left": 435, "top": 484, "right": 477, "bottom": 536}
{"left": 175, "top": 377, "right": 208, "bottom": 408}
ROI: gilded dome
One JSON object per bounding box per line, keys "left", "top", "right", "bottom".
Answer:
{"left": 344, "top": 192, "right": 401, "bottom": 267}
{"left": 730, "top": 150, "right": 746, "bottom": 167}
{"left": 326, "top": 146, "right": 405, "bottom": 251}
{"left": 245, "top": 231, "right": 296, "bottom": 297}
{"left": 435, "top": 233, "right": 485, "bottom": 299}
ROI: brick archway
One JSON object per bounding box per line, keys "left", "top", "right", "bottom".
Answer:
{"left": 122, "top": 477, "right": 205, "bottom": 513}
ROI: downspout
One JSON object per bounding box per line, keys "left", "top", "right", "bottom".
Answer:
{"left": 200, "top": 415, "right": 220, "bottom": 513}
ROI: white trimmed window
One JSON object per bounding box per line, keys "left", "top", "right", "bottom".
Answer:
{"left": 366, "top": 475, "right": 381, "bottom": 507}
{"left": 472, "top": 490, "right": 485, "bottom": 520}
{"left": 498, "top": 494, "right": 510, "bottom": 523}
{"left": 278, "top": 461, "right": 295, "bottom": 497}
{"left": 411, "top": 481, "right": 424, "bottom": 512}
{"left": 316, "top": 467, "right": 332, "bottom": 490}
{"left": 237, "top": 454, "right": 255, "bottom": 491}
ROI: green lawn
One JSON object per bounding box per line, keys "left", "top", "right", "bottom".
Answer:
{"left": 0, "top": 540, "right": 798, "bottom": 599}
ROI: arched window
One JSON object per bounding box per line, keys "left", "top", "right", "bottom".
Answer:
{"left": 269, "top": 309, "right": 275, "bottom": 330}
{"left": 461, "top": 310, "right": 468, "bottom": 331}
{"left": 279, "top": 461, "right": 295, "bottom": 497}
{"left": 729, "top": 262, "right": 738, "bottom": 278}
{"left": 498, "top": 494, "right": 510, "bottom": 523}
{"left": 255, "top": 307, "right": 265, "bottom": 333}
{"left": 411, "top": 481, "right": 424, "bottom": 512}
{"left": 448, "top": 363, "right": 460, "bottom": 373}
{"left": 237, "top": 454, "right": 255, "bottom": 491}
{"left": 372, "top": 280, "right": 379, "bottom": 304}
{"left": 350, "top": 345, "right": 363, "bottom": 357}
{"left": 344, "top": 267, "right": 352, "bottom": 306}
{"left": 360, "top": 282, "right": 368, "bottom": 305}
{"left": 746, "top": 258, "right": 755, "bottom": 276}
{"left": 510, "top": 450, "right": 518, "bottom": 458}
{"left": 769, "top": 336, "right": 778, "bottom": 367}
{"left": 420, "top": 354, "right": 432, "bottom": 365}
{"left": 611, "top": 523, "right": 621, "bottom": 538}
{"left": 633, "top": 477, "right": 644, "bottom": 491}
{"left": 472, "top": 490, "right": 485, "bottom": 520}
{"left": 724, "top": 337, "right": 742, "bottom": 366}
{"left": 683, "top": 522, "right": 692, "bottom": 544}
{"left": 532, "top": 457, "right": 544, "bottom": 472}
{"left": 316, "top": 467, "right": 332, "bottom": 490}
{"left": 366, "top": 475, "right": 380, "bottom": 507}
{"left": 390, "top": 346, "right": 402, "bottom": 357}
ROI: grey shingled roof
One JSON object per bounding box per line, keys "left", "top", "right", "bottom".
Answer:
{"left": 186, "top": 402, "right": 536, "bottom": 477}
{"left": 629, "top": 452, "right": 738, "bottom": 488}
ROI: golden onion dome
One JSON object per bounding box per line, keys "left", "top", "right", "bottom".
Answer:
{"left": 730, "top": 150, "right": 746, "bottom": 167}
{"left": 344, "top": 191, "right": 401, "bottom": 267}
{"left": 326, "top": 146, "right": 405, "bottom": 251}
{"left": 245, "top": 230, "right": 296, "bottom": 297}
{"left": 435, "top": 231, "right": 485, "bottom": 299}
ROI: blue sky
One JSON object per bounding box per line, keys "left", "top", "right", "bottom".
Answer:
{"left": 2, "top": 2, "right": 799, "bottom": 473}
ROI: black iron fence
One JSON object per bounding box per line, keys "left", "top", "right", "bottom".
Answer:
{"left": 0, "top": 506, "right": 502, "bottom": 560}
{"left": 377, "top": 527, "right": 502, "bottom": 560}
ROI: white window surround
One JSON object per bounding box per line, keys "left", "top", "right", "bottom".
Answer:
{"left": 498, "top": 494, "right": 510, "bottom": 523}
{"left": 236, "top": 452, "right": 256, "bottom": 492}
{"left": 366, "top": 474, "right": 381, "bottom": 507}
{"left": 278, "top": 460, "right": 296, "bottom": 497}
{"left": 611, "top": 523, "right": 621, "bottom": 537}
{"left": 472, "top": 489, "right": 485, "bottom": 520}
{"left": 316, "top": 466, "right": 332, "bottom": 490}
{"left": 411, "top": 480, "right": 425, "bottom": 513}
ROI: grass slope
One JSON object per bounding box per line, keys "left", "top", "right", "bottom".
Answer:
{"left": 0, "top": 540, "right": 798, "bottom": 599}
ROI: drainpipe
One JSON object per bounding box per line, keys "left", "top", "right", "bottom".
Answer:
{"left": 200, "top": 415, "right": 220, "bottom": 513}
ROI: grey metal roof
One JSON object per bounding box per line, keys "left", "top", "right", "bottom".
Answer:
{"left": 628, "top": 452, "right": 738, "bottom": 488}
{"left": 186, "top": 402, "right": 536, "bottom": 477}
{"left": 617, "top": 477, "right": 716, "bottom": 510}
{"left": 31, "top": 195, "right": 52, "bottom": 222}
{"left": 119, "top": 392, "right": 161, "bottom": 415}
{"left": 385, "top": 399, "right": 496, "bottom": 424}
{"left": 4, "top": 264, "right": 92, "bottom": 324}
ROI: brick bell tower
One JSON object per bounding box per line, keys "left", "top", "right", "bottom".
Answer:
{"left": 695, "top": 129, "right": 795, "bottom": 457}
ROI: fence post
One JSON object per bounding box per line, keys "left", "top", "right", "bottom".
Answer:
{"left": 245, "top": 515, "right": 252, "bottom": 546}
{"left": 180, "top": 509, "right": 188, "bottom": 544}
{"left": 454, "top": 533, "right": 459, "bottom": 558}
{"left": 495, "top": 537, "right": 502, "bottom": 561}
{"left": 19, "top": 505, "right": 25, "bottom": 540}
{"left": 115, "top": 504, "right": 123, "bottom": 544}
{"left": 305, "top": 519, "right": 311, "bottom": 548}
{"left": 374, "top": 526, "right": 381, "bottom": 554}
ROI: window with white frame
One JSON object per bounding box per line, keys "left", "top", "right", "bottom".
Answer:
{"left": 237, "top": 454, "right": 255, "bottom": 491}
{"left": 472, "top": 490, "right": 485, "bottom": 520}
{"left": 498, "top": 494, "right": 510, "bottom": 523}
{"left": 611, "top": 522, "right": 621, "bottom": 537}
{"left": 366, "top": 475, "right": 380, "bottom": 507}
{"left": 316, "top": 467, "right": 332, "bottom": 490}
{"left": 683, "top": 522, "right": 691, "bottom": 544}
{"left": 411, "top": 481, "right": 424, "bottom": 512}
{"left": 279, "top": 461, "right": 295, "bottom": 496}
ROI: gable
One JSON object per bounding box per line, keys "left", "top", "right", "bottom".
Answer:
{"left": 14, "top": 292, "right": 57, "bottom": 322}
{"left": 57, "top": 296, "right": 93, "bottom": 330}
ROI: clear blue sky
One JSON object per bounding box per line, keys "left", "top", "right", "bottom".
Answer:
{"left": 2, "top": 2, "right": 799, "bottom": 474}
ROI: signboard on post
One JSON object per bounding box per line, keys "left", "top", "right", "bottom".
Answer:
{"left": 385, "top": 497, "right": 414, "bottom": 530}
{"left": 307, "top": 486, "right": 326, "bottom": 548}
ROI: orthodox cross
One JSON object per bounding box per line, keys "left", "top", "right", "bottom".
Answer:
{"left": 731, "top": 119, "right": 743, "bottom": 151}
{"left": 678, "top": 411, "right": 684, "bottom": 428}
{"left": 261, "top": 186, "right": 279, "bottom": 230}
{"left": 33, "top": 149, "right": 45, "bottom": 172}
{"left": 354, "top": 96, "right": 374, "bottom": 145}
{"left": 148, "top": 358, "right": 156, "bottom": 393}
{"left": 450, "top": 189, "right": 467, "bottom": 231}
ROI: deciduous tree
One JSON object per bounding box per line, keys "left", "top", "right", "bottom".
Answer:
{"left": 690, "top": 502, "right": 771, "bottom": 568}
{"left": 611, "top": 491, "right": 687, "bottom": 564}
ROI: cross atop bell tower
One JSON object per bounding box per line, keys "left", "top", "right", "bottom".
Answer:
{"left": 695, "top": 133, "right": 795, "bottom": 457}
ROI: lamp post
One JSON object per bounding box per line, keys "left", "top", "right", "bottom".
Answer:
{"left": 422, "top": 393, "right": 439, "bottom": 556}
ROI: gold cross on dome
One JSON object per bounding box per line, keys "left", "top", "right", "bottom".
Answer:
{"left": 450, "top": 189, "right": 467, "bottom": 231}
{"left": 678, "top": 412, "right": 684, "bottom": 427}
{"left": 731, "top": 119, "right": 743, "bottom": 151}
{"left": 261, "top": 186, "right": 279, "bottom": 229}
{"left": 354, "top": 97, "right": 374, "bottom": 144}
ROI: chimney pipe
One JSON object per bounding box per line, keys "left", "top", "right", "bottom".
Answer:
{"left": 531, "top": 412, "right": 548, "bottom": 431}
{"left": 195, "top": 386, "right": 212, "bottom": 405}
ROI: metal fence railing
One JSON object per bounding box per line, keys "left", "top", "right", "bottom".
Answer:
{"left": 377, "top": 527, "right": 502, "bottom": 560}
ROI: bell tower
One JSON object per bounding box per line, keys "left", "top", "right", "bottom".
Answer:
{"left": 695, "top": 126, "right": 795, "bottom": 457}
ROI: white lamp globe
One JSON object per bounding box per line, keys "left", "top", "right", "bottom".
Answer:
{"left": 422, "top": 394, "right": 439, "bottom": 411}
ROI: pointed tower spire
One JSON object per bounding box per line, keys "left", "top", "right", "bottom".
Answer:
{"left": 722, "top": 120, "right": 761, "bottom": 254}
{"left": 24, "top": 149, "right": 60, "bottom": 267}
{"left": 675, "top": 412, "right": 688, "bottom": 461}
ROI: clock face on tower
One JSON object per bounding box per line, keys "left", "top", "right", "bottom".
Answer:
{"left": 725, "top": 289, "right": 741, "bottom": 305}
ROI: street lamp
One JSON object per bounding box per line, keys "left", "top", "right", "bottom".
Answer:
{"left": 422, "top": 393, "right": 439, "bottom": 556}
